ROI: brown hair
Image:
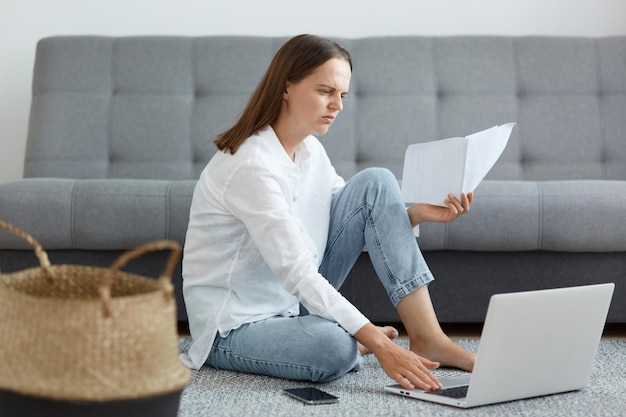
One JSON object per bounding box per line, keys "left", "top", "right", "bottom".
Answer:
{"left": 214, "top": 34, "right": 352, "bottom": 154}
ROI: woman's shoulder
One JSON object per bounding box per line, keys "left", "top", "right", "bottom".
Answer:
{"left": 206, "top": 145, "right": 272, "bottom": 178}
{"left": 205, "top": 143, "right": 281, "bottom": 190}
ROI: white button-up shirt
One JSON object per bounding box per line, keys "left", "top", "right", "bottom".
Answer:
{"left": 180, "top": 125, "right": 370, "bottom": 370}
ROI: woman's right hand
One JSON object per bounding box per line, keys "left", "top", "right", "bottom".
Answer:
{"left": 374, "top": 342, "right": 442, "bottom": 391}
{"left": 354, "top": 323, "right": 442, "bottom": 391}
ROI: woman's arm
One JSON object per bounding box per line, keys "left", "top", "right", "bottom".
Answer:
{"left": 222, "top": 160, "right": 369, "bottom": 334}
{"left": 407, "top": 192, "right": 473, "bottom": 227}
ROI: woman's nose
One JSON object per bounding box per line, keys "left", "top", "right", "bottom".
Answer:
{"left": 330, "top": 94, "right": 343, "bottom": 111}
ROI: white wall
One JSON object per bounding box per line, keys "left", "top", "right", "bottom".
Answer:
{"left": 2, "top": 0, "right": 626, "bottom": 184}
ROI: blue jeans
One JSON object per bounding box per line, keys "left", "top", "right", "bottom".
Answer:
{"left": 206, "top": 168, "right": 434, "bottom": 382}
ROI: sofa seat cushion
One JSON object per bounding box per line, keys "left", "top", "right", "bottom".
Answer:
{"left": 2, "top": 178, "right": 625, "bottom": 253}
{"left": 419, "top": 180, "right": 626, "bottom": 252}
{"left": 0, "top": 178, "right": 195, "bottom": 250}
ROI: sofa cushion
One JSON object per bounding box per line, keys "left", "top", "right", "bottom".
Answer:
{"left": 2, "top": 179, "right": 625, "bottom": 253}
{"left": 419, "top": 180, "right": 626, "bottom": 252}
{"left": 0, "top": 179, "right": 195, "bottom": 250}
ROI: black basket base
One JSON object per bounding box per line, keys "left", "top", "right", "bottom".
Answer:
{"left": 0, "top": 388, "right": 183, "bottom": 417}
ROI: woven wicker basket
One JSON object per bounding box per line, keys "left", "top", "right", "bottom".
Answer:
{"left": 0, "top": 220, "right": 190, "bottom": 404}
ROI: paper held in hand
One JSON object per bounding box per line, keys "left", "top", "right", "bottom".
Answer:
{"left": 401, "top": 123, "right": 516, "bottom": 206}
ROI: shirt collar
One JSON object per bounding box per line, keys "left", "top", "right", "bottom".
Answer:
{"left": 259, "top": 125, "right": 312, "bottom": 169}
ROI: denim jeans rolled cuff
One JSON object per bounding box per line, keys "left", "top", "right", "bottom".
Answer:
{"left": 388, "top": 271, "right": 435, "bottom": 307}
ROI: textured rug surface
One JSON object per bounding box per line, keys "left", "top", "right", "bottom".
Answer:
{"left": 177, "top": 338, "right": 626, "bottom": 417}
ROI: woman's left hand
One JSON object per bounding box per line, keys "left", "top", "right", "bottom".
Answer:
{"left": 408, "top": 192, "right": 473, "bottom": 226}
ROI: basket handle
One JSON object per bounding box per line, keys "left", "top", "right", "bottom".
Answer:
{"left": 99, "top": 240, "right": 182, "bottom": 318}
{"left": 0, "top": 220, "right": 54, "bottom": 279}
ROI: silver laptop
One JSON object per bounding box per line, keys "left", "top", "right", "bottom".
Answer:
{"left": 385, "top": 283, "right": 615, "bottom": 408}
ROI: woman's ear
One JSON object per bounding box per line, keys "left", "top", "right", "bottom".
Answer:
{"left": 282, "top": 82, "right": 290, "bottom": 100}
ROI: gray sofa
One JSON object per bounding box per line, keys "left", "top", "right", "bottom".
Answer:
{"left": 1, "top": 35, "right": 625, "bottom": 325}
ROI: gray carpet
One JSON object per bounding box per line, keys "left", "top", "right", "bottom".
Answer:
{"left": 177, "top": 338, "right": 626, "bottom": 417}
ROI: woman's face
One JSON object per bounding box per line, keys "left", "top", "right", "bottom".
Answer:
{"left": 281, "top": 57, "right": 351, "bottom": 139}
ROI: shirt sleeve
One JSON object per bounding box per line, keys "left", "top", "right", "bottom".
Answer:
{"left": 222, "top": 159, "right": 369, "bottom": 335}
{"left": 407, "top": 207, "right": 420, "bottom": 237}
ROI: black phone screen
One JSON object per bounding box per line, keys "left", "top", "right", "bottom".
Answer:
{"left": 284, "top": 387, "right": 339, "bottom": 404}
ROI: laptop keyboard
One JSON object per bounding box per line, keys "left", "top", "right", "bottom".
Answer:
{"left": 428, "top": 385, "right": 469, "bottom": 399}
{"left": 432, "top": 368, "right": 470, "bottom": 378}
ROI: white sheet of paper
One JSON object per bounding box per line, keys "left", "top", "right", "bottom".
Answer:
{"left": 401, "top": 123, "right": 515, "bottom": 206}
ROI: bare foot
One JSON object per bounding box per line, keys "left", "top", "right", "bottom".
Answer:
{"left": 410, "top": 335, "right": 475, "bottom": 371}
{"left": 358, "top": 325, "right": 399, "bottom": 355}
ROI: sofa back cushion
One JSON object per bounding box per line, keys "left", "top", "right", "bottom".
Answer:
{"left": 24, "top": 36, "right": 626, "bottom": 181}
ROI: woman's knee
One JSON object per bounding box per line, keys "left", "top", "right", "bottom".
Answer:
{"left": 297, "top": 317, "right": 361, "bottom": 382}
{"left": 354, "top": 167, "right": 398, "bottom": 189}
{"left": 350, "top": 167, "right": 402, "bottom": 208}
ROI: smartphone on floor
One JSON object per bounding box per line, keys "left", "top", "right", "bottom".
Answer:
{"left": 283, "top": 387, "right": 339, "bottom": 405}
